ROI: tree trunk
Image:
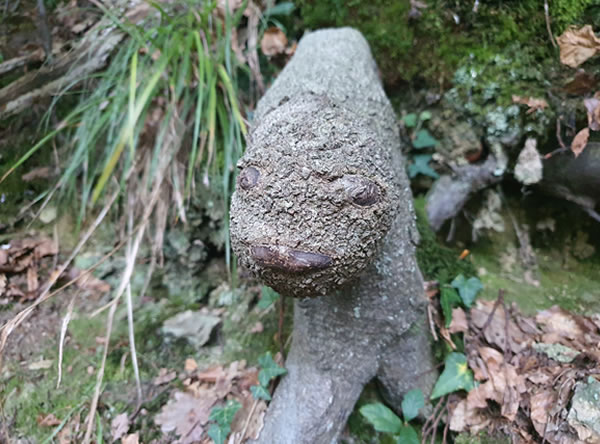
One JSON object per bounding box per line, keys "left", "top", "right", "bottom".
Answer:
{"left": 230, "top": 28, "right": 436, "bottom": 444}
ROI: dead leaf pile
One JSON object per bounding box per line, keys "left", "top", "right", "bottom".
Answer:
{"left": 154, "top": 359, "right": 267, "bottom": 444}
{"left": 448, "top": 299, "right": 600, "bottom": 443}
{"left": 0, "top": 236, "right": 110, "bottom": 303}
{"left": 0, "top": 236, "right": 58, "bottom": 301}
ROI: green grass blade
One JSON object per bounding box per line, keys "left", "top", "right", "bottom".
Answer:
{"left": 91, "top": 48, "right": 172, "bottom": 203}
{"left": 217, "top": 64, "right": 246, "bottom": 136}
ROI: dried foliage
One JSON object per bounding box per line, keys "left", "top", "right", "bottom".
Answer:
{"left": 448, "top": 297, "right": 600, "bottom": 443}
{"left": 0, "top": 236, "right": 108, "bottom": 304}
{"left": 154, "top": 359, "right": 268, "bottom": 444}
{"left": 557, "top": 25, "right": 600, "bottom": 68}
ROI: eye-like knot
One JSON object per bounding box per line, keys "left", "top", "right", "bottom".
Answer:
{"left": 342, "top": 176, "right": 380, "bottom": 207}
{"left": 239, "top": 166, "right": 260, "bottom": 190}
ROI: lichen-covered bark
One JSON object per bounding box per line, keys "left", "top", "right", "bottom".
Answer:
{"left": 230, "top": 28, "right": 435, "bottom": 444}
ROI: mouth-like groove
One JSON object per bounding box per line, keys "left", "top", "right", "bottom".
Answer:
{"left": 250, "top": 245, "right": 333, "bottom": 273}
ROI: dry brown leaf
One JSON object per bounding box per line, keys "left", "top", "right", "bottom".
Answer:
{"left": 154, "top": 391, "right": 218, "bottom": 444}
{"left": 111, "top": 412, "right": 129, "bottom": 442}
{"left": 22, "top": 166, "right": 53, "bottom": 182}
{"left": 37, "top": 413, "right": 61, "bottom": 427}
{"left": 153, "top": 368, "right": 177, "bottom": 386}
{"left": 530, "top": 389, "right": 557, "bottom": 436}
{"left": 512, "top": 95, "right": 549, "bottom": 113}
{"left": 563, "top": 70, "right": 598, "bottom": 95}
{"left": 584, "top": 97, "right": 600, "bottom": 131}
{"left": 439, "top": 326, "right": 456, "bottom": 349}
{"left": 466, "top": 380, "right": 497, "bottom": 409}
{"left": 34, "top": 238, "right": 58, "bottom": 259}
{"left": 571, "top": 127, "right": 590, "bottom": 157}
{"left": 448, "top": 307, "right": 468, "bottom": 333}
{"left": 449, "top": 399, "right": 491, "bottom": 432}
{"left": 0, "top": 274, "right": 6, "bottom": 296}
{"left": 471, "top": 300, "right": 529, "bottom": 353}
{"left": 195, "top": 365, "right": 226, "bottom": 383}
{"left": 27, "top": 266, "right": 38, "bottom": 292}
{"left": 261, "top": 27, "right": 288, "bottom": 57}
{"left": 478, "top": 346, "right": 503, "bottom": 372}
{"left": 525, "top": 369, "right": 553, "bottom": 385}
{"left": 557, "top": 25, "right": 600, "bottom": 68}
{"left": 536, "top": 305, "right": 584, "bottom": 340}
{"left": 121, "top": 433, "right": 140, "bottom": 444}
{"left": 184, "top": 358, "right": 198, "bottom": 373}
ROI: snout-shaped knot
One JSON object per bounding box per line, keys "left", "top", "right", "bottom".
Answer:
{"left": 250, "top": 245, "right": 333, "bottom": 273}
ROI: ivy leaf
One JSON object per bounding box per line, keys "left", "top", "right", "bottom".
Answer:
{"left": 250, "top": 384, "right": 271, "bottom": 401}
{"left": 207, "top": 423, "right": 229, "bottom": 444}
{"left": 431, "top": 353, "right": 474, "bottom": 399}
{"left": 419, "top": 110, "right": 432, "bottom": 121}
{"left": 396, "top": 425, "right": 419, "bottom": 444}
{"left": 403, "top": 113, "right": 418, "bottom": 127}
{"left": 258, "top": 352, "right": 287, "bottom": 387}
{"left": 408, "top": 154, "right": 439, "bottom": 179}
{"left": 257, "top": 286, "right": 280, "bottom": 310}
{"left": 412, "top": 129, "right": 438, "bottom": 149}
{"left": 451, "top": 275, "right": 483, "bottom": 308}
{"left": 359, "top": 403, "right": 403, "bottom": 434}
{"left": 440, "top": 288, "right": 462, "bottom": 327}
{"left": 209, "top": 400, "right": 241, "bottom": 427}
{"left": 401, "top": 389, "right": 424, "bottom": 422}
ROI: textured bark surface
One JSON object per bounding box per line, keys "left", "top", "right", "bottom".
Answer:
{"left": 425, "top": 156, "right": 503, "bottom": 232}
{"left": 230, "top": 28, "right": 436, "bottom": 444}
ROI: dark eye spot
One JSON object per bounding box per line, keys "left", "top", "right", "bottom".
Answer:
{"left": 239, "top": 166, "right": 260, "bottom": 190}
{"left": 342, "top": 176, "right": 380, "bottom": 207}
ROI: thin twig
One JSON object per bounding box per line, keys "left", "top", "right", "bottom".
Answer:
{"left": 422, "top": 397, "right": 445, "bottom": 441}
{"left": 478, "top": 289, "right": 505, "bottom": 341}
{"left": 544, "top": 0, "right": 557, "bottom": 48}
{"left": 429, "top": 401, "right": 446, "bottom": 444}
{"left": 126, "top": 193, "right": 142, "bottom": 406}
{"left": 442, "top": 404, "right": 450, "bottom": 444}
{"left": 57, "top": 294, "right": 77, "bottom": 389}
{"left": 239, "top": 398, "right": 259, "bottom": 443}
{"left": 545, "top": 118, "right": 569, "bottom": 159}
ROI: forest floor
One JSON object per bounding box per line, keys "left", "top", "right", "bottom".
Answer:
{"left": 1, "top": 1, "right": 600, "bottom": 443}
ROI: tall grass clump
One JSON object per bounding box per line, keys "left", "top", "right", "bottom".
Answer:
{"left": 0, "top": 1, "right": 259, "bottom": 439}
{"left": 2, "top": 0, "right": 250, "bottom": 268}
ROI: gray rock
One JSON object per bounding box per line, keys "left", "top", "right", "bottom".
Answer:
{"left": 161, "top": 310, "right": 220, "bottom": 348}
{"left": 567, "top": 378, "right": 600, "bottom": 442}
